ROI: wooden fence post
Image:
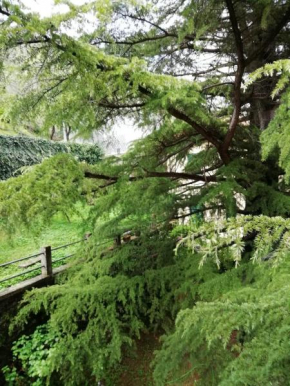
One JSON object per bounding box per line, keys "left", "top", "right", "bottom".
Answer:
{"left": 41, "top": 246, "right": 52, "bottom": 277}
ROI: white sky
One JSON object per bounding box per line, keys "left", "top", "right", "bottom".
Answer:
{"left": 22, "top": 0, "right": 67, "bottom": 16}
{"left": 21, "top": 0, "right": 143, "bottom": 153}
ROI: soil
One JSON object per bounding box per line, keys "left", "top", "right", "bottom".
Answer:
{"left": 109, "top": 332, "right": 199, "bottom": 386}
{"left": 111, "top": 332, "right": 161, "bottom": 386}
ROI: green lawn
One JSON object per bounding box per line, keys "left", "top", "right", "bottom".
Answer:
{"left": 0, "top": 127, "right": 33, "bottom": 137}
{"left": 0, "top": 213, "right": 87, "bottom": 289}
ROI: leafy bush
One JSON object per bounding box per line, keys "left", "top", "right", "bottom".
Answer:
{"left": 3, "top": 325, "right": 59, "bottom": 386}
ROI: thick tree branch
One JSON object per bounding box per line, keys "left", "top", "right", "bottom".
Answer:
{"left": 225, "top": 0, "right": 244, "bottom": 63}
{"left": 16, "top": 37, "right": 50, "bottom": 45}
{"left": 0, "top": 6, "right": 10, "bottom": 17}
{"left": 84, "top": 172, "right": 117, "bottom": 181}
{"left": 137, "top": 84, "right": 222, "bottom": 156}
{"left": 98, "top": 100, "right": 146, "bottom": 109}
{"left": 167, "top": 106, "right": 221, "bottom": 149}
{"left": 220, "top": 0, "right": 245, "bottom": 160}
{"left": 84, "top": 169, "right": 217, "bottom": 184}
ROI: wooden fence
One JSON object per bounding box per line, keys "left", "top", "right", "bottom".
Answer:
{"left": 0, "top": 235, "right": 91, "bottom": 300}
{"left": 0, "top": 233, "right": 122, "bottom": 301}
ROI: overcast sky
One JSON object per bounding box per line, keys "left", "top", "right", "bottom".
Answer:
{"left": 22, "top": 0, "right": 66, "bottom": 16}
{"left": 22, "top": 0, "right": 87, "bottom": 16}
{"left": 21, "top": 0, "right": 143, "bottom": 153}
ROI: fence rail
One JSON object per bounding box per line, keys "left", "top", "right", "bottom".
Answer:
{"left": 0, "top": 252, "right": 42, "bottom": 268}
{"left": 0, "top": 236, "right": 88, "bottom": 287}
{"left": 52, "top": 253, "right": 75, "bottom": 264}
{"left": 0, "top": 235, "right": 117, "bottom": 294}
{"left": 51, "top": 239, "right": 86, "bottom": 252}
{"left": 0, "top": 266, "right": 42, "bottom": 284}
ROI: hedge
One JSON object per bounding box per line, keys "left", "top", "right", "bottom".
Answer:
{"left": 0, "top": 135, "right": 102, "bottom": 180}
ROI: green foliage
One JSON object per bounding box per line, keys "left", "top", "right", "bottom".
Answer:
{"left": 2, "top": 0, "right": 290, "bottom": 385}
{"left": 245, "top": 59, "right": 290, "bottom": 184}
{"left": 0, "top": 154, "right": 85, "bottom": 233}
{"left": 153, "top": 216, "right": 290, "bottom": 385}
{"left": 0, "top": 135, "right": 102, "bottom": 180}
{"left": 259, "top": 93, "right": 290, "bottom": 185}
{"left": 10, "top": 234, "right": 179, "bottom": 385}
{"left": 9, "top": 215, "right": 290, "bottom": 385}
{"left": 245, "top": 60, "right": 290, "bottom": 184}
{"left": 247, "top": 59, "right": 290, "bottom": 97}
{"left": 3, "top": 325, "right": 59, "bottom": 386}
{"left": 0, "top": 210, "right": 87, "bottom": 289}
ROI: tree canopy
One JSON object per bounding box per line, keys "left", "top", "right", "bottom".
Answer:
{"left": 2, "top": 0, "right": 290, "bottom": 384}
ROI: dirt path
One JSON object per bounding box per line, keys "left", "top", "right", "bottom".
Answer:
{"left": 113, "top": 332, "right": 160, "bottom": 386}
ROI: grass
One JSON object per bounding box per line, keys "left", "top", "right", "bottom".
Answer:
{"left": 0, "top": 213, "right": 87, "bottom": 289}
{"left": 0, "top": 127, "right": 33, "bottom": 137}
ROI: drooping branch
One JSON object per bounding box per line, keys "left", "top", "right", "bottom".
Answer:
{"left": 116, "top": 11, "right": 171, "bottom": 36}
{"left": 94, "top": 35, "right": 220, "bottom": 54}
{"left": 30, "top": 77, "right": 69, "bottom": 109}
{"left": 93, "top": 33, "right": 172, "bottom": 47}
{"left": 202, "top": 82, "right": 234, "bottom": 91}
{"left": 0, "top": 3, "right": 224, "bottom": 161}
{"left": 93, "top": 9, "right": 222, "bottom": 56}
{"left": 156, "top": 143, "right": 194, "bottom": 167}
